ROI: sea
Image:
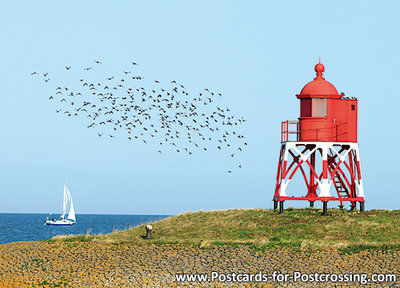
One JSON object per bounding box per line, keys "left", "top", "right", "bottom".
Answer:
{"left": 0, "top": 214, "right": 169, "bottom": 244}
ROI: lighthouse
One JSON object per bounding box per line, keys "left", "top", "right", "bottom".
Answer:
{"left": 273, "top": 61, "right": 364, "bottom": 215}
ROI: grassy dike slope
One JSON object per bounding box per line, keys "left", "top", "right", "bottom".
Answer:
{"left": 54, "top": 208, "right": 400, "bottom": 252}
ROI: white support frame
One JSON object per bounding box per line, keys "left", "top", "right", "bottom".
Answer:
{"left": 278, "top": 141, "right": 364, "bottom": 199}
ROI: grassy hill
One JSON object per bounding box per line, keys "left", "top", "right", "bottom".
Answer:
{"left": 52, "top": 208, "right": 400, "bottom": 252}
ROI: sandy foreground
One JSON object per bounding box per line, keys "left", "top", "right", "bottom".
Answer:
{"left": 0, "top": 241, "right": 399, "bottom": 287}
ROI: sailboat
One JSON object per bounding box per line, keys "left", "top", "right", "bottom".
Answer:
{"left": 45, "top": 182, "right": 76, "bottom": 226}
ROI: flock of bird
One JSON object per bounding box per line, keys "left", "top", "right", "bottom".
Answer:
{"left": 31, "top": 60, "right": 247, "bottom": 172}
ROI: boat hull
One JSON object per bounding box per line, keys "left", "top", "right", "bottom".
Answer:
{"left": 44, "top": 219, "right": 76, "bottom": 226}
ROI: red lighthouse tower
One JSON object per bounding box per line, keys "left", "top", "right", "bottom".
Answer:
{"left": 273, "top": 61, "right": 365, "bottom": 214}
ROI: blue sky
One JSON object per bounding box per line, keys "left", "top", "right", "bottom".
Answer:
{"left": 0, "top": 1, "right": 399, "bottom": 214}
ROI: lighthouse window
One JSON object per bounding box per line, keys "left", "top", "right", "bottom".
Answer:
{"left": 300, "top": 99, "right": 311, "bottom": 117}
{"left": 351, "top": 104, "right": 355, "bottom": 111}
{"left": 312, "top": 98, "right": 327, "bottom": 117}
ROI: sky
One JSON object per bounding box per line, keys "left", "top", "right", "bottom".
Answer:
{"left": 0, "top": 1, "right": 399, "bottom": 215}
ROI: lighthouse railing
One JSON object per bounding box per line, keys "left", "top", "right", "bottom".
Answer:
{"left": 281, "top": 120, "right": 299, "bottom": 142}
{"left": 281, "top": 120, "right": 350, "bottom": 142}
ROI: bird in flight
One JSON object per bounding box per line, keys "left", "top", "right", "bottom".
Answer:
{"left": 31, "top": 72, "right": 38, "bottom": 76}
{"left": 65, "top": 66, "right": 71, "bottom": 70}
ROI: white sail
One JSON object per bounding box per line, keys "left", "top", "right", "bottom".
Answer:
{"left": 60, "top": 183, "right": 68, "bottom": 219}
{"left": 66, "top": 186, "right": 76, "bottom": 221}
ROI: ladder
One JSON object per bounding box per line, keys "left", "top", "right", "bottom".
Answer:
{"left": 328, "top": 151, "right": 349, "bottom": 208}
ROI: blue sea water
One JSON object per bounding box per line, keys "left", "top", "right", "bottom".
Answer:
{"left": 0, "top": 214, "right": 169, "bottom": 244}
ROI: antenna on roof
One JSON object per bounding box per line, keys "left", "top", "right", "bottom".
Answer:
{"left": 319, "top": 57, "right": 321, "bottom": 64}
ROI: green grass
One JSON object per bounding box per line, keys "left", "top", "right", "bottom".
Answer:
{"left": 50, "top": 208, "right": 400, "bottom": 252}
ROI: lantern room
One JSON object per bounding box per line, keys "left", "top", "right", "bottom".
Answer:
{"left": 283, "top": 61, "right": 358, "bottom": 142}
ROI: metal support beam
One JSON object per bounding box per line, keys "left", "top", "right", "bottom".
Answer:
{"left": 309, "top": 201, "right": 314, "bottom": 209}
{"left": 350, "top": 202, "right": 356, "bottom": 211}
{"left": 322, "top": 202, "right": 328, "bottom": 216}
{"left": 279, "top": 201, "right": 284, "bottom": 214}
{"left": 360, "top": 202, "right": 365, "bottom": 212}
{"left": 273, "top": 201, "right": 278, "bottom": 210}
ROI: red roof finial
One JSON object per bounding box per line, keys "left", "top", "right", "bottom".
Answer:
{"left": 314, "top": 58, "right": 325, "bottom": 80}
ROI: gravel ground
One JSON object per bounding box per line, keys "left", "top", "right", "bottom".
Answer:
{"left": 0, "top": 241, "right": 399, "bottom": 287}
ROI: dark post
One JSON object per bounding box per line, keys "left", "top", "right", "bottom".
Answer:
{"left": 309, "top": 201, "right": 314, "bottom": 209}
{"left": 144, "top": 225, "right": 153, "bottom": 239}
{"left": 273, "top": 201, "right": 278, "bottom": 210}
{"left": 350, "top": 202, "right": 356, "bottom": 211}
{"left": 322, "top": 202, "right": 328, "bottom": 216}
{"left": 360, "top": 202, "right": 365, "bottom": 212}
{"left": 279, "top": 201, "right": 284, "bottom": 214}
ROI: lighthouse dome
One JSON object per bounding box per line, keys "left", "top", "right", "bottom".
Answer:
{"left": 299, "top": 62, "right": 339, "bottom": 96}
